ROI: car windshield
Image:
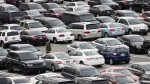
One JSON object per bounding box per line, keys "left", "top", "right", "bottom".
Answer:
{"left": 76, "top": 2, "right": 87, "bottom": 6}
{"left": 48, "top": 19, "right": 65, "bottom": 27}
{"left": 101, "top": 0, "right": 113, "bottom": 3}
{"left": 29, "top": 31, "right": 43, "bottom": 35}
{"left": 13, "top": 78, "right": 29, "bottom": 83}
{"left": 56, "top": 28, "right": 69, "bottom": 33}
{"left": 130, "top": 36, "right": 144, "bottom": 42}
{"left": 5, "top": 6, "right": 18, "bottom": 11}
{"left": 79, "top": 43, "right": 96, "bottom": 49}
{"left": 28, "top": 10, "right": 41, "bottom": 15}
{"left": 128, "top": 19, "right": 141, "bottom": 25}
{"left": 116, "top": 76, "right": 135, "bottom": 84}
{"left": 29, "top": 4, "right": 43, "bottom": 9}
{"left": 116, "top": 47, "right": 128, "bottom": 53}
{"left": 86, "top": 24, "right": 99, "bottom": 30}
{"left": 80, "top": 14, "right": 96, "bottom": 22}
{"left": 19, "top": 52, "right": 38, "bottom": 61}
{"left": 108, "top": 23, "right": 122, "bottom": 28}
{"left": 54, "top": 9, "right": 65, "bottom": 13}
{"left": 29, "top": 22, "right": 44, "bottom": 28}
{"left": 20, "top": 46, "right": 37, "bottom": 52}
{"left": 92, "top": 80, "right": 109, "bottom": 84}
{"left": 0, "top": 49, "right": 8, "bottom": 56}
{"left": 98, "top": 6, "right": 111, "bottom": 10}
{"left": 10, "top": 26, "right": 22, "bottom": 30}
{"left": 106, "top": 39, "right": 122, "bottom": 46}
{"left": 54, "top": 53, "right": 71, "bottom": 59}
{"left": 143, "top": 64, "right": 150, "bottom": 71}
{"left": 84, "top": 51, "right": 99, "bottom": 56}
{"left": 124, "top": 12, "right": 139, "bottom": 17}
{"left": 102, "top": 18, "right": 115, "bottom": 23}
{"left": 115, "top": 69, "right": 132, "bottom": 75}
{"left": 48, "top": 4, "right": 61, "bottom": 9}
{"left": 81, "top": 69, "right": 100, "bottom": 77}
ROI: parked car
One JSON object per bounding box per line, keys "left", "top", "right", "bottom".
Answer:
{"left": 98, "top": 46, "right": 130, "bottom": 64}
{"left": 23, "top": 10, "right": 44, "bottom": 19}
{"left": 101, "top": 67, "right": 139, "bottom": 81}
{"left": 5, "top": 0, "right": 24, "bottom": 7}
{"left": 0, "top": 0, "right": 5, "bottom": 4}
{"left": 31, "top": 0, "right": 48, "bottom": 4}
{"left": 20, "top": 30, "right": 48, "bottom": 45}
{"left": 61, "top": 65, "right": 101, "bottom": 79}
{"left": 6, "top": 77, "right": 30, "bottom": 84}
{"left": 70, "top": 49, "right": 104, "bottom": 66}
{"left": 65, "top": 6, "right": 89, "bottom": 13}
{"left": 47, "top": 0, "right": 64, "bottom": 4}
{"left": 8, "top": 44, "right": 43, "bottom": 57}
{"left": 0, "top": 48, "right": 8, "bottom": 67}
{"left": 91, "top": 38, "right": 129, "bottom": 49}
{"left": 143, "top": 17, "right": 150, "bottom": 31}
{"left": 0, "top": 77, "right": 12, "bottom": 84}
{"left": 96, "top": 16, "right": 116, "bottom": 23}
{"left": 66, "top": 42, "right": 98, "bottom": 55}
{"left": 128, "top": 62, "right": 150, "bottom": 77}
{"left": 0, "top": 4, "right": 18, "bottom": 12}
{"left": 41, "top": 3, "right": 61, "bottom": 10}
{"left": 141, "top": 11, "right": 150, "bottom": 19}
{"left": 45, "top": 28, "right": 74, "bottom": 44}
{"left": 30, "top": 72, "right": 63, "bottom": 84}
{"left": 67, "top": 22, "right": 101, "bottom": 41}
{"left": 118, "top": 35, "right": 145, "bottom": 53}
{"left": 138, "top": 73, "right": 150, "bottom": 84}
{"left": 89, "top": 5, "right": 113, "bottom": 17}
{"left": 5, "top": 51, "right": 46, "bottom": 75}
{"left": 1, "top": 24, "right": 23, "bottom": 33}
{"left": 98, "top": 23, "right": 125, "bottom": 37}
{"left": 114, "top": 0, "right": 133, "bottom": 9}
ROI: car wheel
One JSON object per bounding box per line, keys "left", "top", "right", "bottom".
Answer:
{"left": 53, "top": 38, "right": 57, "bottom": 44}
{"left": 128, "top": 29, "right": 133, "bottom": 34}
{"left": 78, "top": 35, "right": 82, "bottom": 41}
{"left": 141, "top": 8, "right": 144, "bottom": 13}
{"left": 1, "top": 42, "right": 5, "bottom": 48}
{"left": 7, "top": 64, "right": 14, "bottom": 73}
{"left": 68, "top": 40, "right": 72, "bottom": 43}
{"left": 109, "top": 59, "right": 114, "bottom": 65}
{"left": 51, "top": 64, "right": 56, "bottom": 72}
{"left": 147, "top": 48, "right": 150, "bottom": 57}
{"left": 22, "top": 67, "right": 28, "bottom": 75}
{"left": 125, "top": 61, "right": 130, "bottom": 64}
{"left": 79, "top": 61, "right": 84, "bottom": 65}
{"left": 104, "top": 33, "right": 109, "bottom": 38}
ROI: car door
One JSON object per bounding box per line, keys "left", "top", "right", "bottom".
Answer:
{"left": 43, "top": 54, "right": 55, "bottom": 69}
{"left": 12, "top": 53, "right": 21, "bottom": 70}
{"left": 70, "top": 51, "right": 83, "bottom": 64}
{"left": 139, "top": 74, "right": 150, "bottom": 84}
{"left": 117, "top": 19, "right": 129, "bottom": 33}
{"left": 45, "top": 29, "right": 55, "bottom": 40}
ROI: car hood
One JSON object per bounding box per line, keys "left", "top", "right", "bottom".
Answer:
{"left": 21, "top": 60, "right": 44, "bottom": 64}
{"left": 30, "top": 27, "right": 48, "bottom": 32}
{"left": 102, "top": 2, "right": 119, "bottom": 5}
{"left": 129, "top": 23, "right": 147, "bottom": 28}
{"left": 130, "top": 75, "right": 139, "bottom": 81}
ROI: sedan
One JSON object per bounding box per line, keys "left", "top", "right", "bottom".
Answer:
{"left": 20, "top": 30, "right": 48, "bottom": 45}
{"left": 90, "top": 5, "right": 113, "bottom": 17}
{"left": 23, "top": 10, "right": 44, "bottom": 19}
{"left": 99, "top": 23, "right": 125, "bottom": 37}
{"left": 119, "top": 35, "right": 145, "bottom": 53}
{"left": 65, "top": 6, "right": 89, "bottom": 13}
{"left": 70, "top": 49, "right": 105, "bottom": 66}
{"left": 42, "top": 52, "right": 76, "bottom": 72}
{"left": 67, "top": 42, "right": 98, "bottom": 55}
{"left": 45, "top": 28, "right": 74, "bottom": 44}
{"left": 96, "top": 16, "right": 116, "bottom": 23}
{"left": 6, "top": 77, "right": 30, "bottom": 84}
{"left": 0, "top": 48, "right": 8, "bottom": 67}
{"left": 91, "top": 38, "right": 129, "bottom": 49}
{"left": 42, "top": 3, "right": 62, "bottom": 10}
{"left": 30, "top": 73, "right": 63, "bottom": 84}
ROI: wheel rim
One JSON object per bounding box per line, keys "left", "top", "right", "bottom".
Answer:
{"left": 51, "top": 65, "right": 55, "bottom": 71}
{"left": 148, "top": 49, "right": 150, "bottom": 56}
{"left": 110, "top": 59, "right": 113, "bottom": 64}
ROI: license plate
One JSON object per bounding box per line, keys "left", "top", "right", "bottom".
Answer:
{"left": 66, "top": 61, "right": 70, "bottom": 65}
{"left": 66, "top": 37, "right": 70, "bottom": 39}
{"left": 121, "top": 54, "right": 124, "bottom": 56}
{"left": 117, "top": 29, "right": 120, "bottom": 31}
{"left": 12, "top": 38, "right": 15, "bottom": 40}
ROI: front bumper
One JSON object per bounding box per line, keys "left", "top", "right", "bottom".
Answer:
{"left": 112, "top": 57, "right": 130, "bottom": 62}
{"left": 27, "top": 67, "right": 46, "bottom": 73}
{"left": 133, "top": 29, "right": 148, "bottom": 34}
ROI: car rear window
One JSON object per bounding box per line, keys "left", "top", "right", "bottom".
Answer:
{"left": 116, "top": 48, "right": 128, "bottom": 53}
{"left": 86, "top": 24, "right": 99, "bottom": 30}
{"left": 10, "top": 12, "right": 23, "bottom": 17}
{"left": 92, "top": 80, "right": 109, "bottom": 84}
{"left": 7, "top": 31, "right": 19, "bottom": 36}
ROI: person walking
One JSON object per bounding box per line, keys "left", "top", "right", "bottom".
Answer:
{"left": 45, "top": 40, "right": 52, "bottom": 54}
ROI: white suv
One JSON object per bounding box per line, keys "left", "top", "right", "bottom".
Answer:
{"left": 0, "top": 30, "right": 21, "bottom": 47}
{"left": 1, "top": 24, "right": 23, "bottom": 33}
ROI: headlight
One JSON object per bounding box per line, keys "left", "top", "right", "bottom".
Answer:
{"left": 42, "top": 62, "right": 46, "bottom": 66}
{"left": 27, "top": 64, "right": 33, "bottom": 67}
{"left": 134, "top": 27, "right": 139, "bottom": 31}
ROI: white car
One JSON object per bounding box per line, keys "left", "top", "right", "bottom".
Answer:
{"left": 66, "top": 42, "right": 98, "bottom": 55}
{"left": 70, "top": 49, "right": 105, "bottom": 66}
{"left": 1, "top": 24, "right": 23, "bottom": 33}
{"left": 45, "top": 28, "right": 74, "bottom": 44}
{"left": 65, "top": 6, "right": 89, "bottom": 13}
{"left": 63, "top": 1, "right": 90, "bottom": 10}
{"left": 30, "top": 72, "right": 63, "bottom": 84}
{"left": 7, "top": 77, "right": 31, "bottom": 84}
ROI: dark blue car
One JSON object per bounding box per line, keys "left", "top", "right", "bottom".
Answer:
{"left": 98, "top": 47, "right": 130, "bottom": 65}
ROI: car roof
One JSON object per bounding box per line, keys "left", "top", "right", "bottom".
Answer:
{"left": 96, "top": 38, "right": 117, "bottom": 41}
{"left": 118, "top": 17, "right": 136, "bottom": 19}
{"left": 63, "top": 11, "right": 91, "bottom": 15}
{"left": 77, "top": 49, "right": 97, "bottom": 52}
{"left": 65, "top": 64, "right": 96, "bottom": 70}
{"left": 10, "top": 44, "right": 33, "bottom": 47}
{"left": 20, "top": 19, "right": 39, "bottom": 23}
{"left": 7, "top": 76, "right": 28, "bottom": 80}
{"left": 2, "top": 24, "right": 20, "bottom": 26}
{"left": 36, "top": 17, "right": 58, "bottom": 21}
{"left": 10, "top": 50, "right": 33, "bottom": 54}
{"left": 0, "top": 3, "right": 15, "bottom": 7}
{"left": 72, "top": 22, "right": 95, "bottom": 25}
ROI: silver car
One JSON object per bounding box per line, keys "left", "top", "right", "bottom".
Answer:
{"left": 42, "top": 52, "right": 76, "bottom": 72}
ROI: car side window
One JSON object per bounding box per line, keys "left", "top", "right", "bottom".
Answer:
{"left": 118, "top": 19, "right": 128, "bottom": 25}
{"left": 49, "top": 29, "right": 55, "bottom": 33}
{"left": 131, "top": 64, "right": 138, "bottom": 69}
{"left": 71, "top": 51, "right": 77, "bottom": 56}
{"left": 76, "top": 51, "right": 83, "bottom": 56}
{"left": 99, "top": 40, "right": 106, "bottom": 45}
{"left": 137, "top": 65, "right": 144, "bottom": 71}
{"left": 115, "top": 12, "right": 123, "bottom": 17}
{"left": 99, "top": 24, "right": 108, "bottom": 28}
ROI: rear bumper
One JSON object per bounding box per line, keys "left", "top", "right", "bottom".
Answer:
{"left": 85, "top": 59, "right": 105, "bottom": 66}
{"left": 5, "top": 40, "right": 21, "bottom": 44}
{"left": 28, "top": 67, "right": 46, "bottom": 72}
{"left": 113, "top": 57, "right": 130, "bottom": 62}
{"left": 56, "top": 36, "right": 74, "bottom": 42}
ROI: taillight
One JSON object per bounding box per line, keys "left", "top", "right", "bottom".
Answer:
{"left": 122, "top": 28, "right": 125, "bottom": 30}
{"left": 142, "top": 14, "right": 146, "bottom": 19}
{"left": 70, "top": 33, "right": 74, "bottom": 36}
{"left": 31, "top": 36, "right": 38, "bottom": 40}
{"left": 84, "top": 31, "right": 90, "bottom": 34}
{"left": 56, "top": 61, "right": 62, "bottom": 64}
{"left": 5, "top": 37, "right": 8, "bottom": 41}
{"left": 113, "top": 53, "right": 117, "bottom": 56}
{"left": 98, "top": 30, "right": 101, "bottom": 33}
{"left": 43, "top": 36, "right": 47, "bottom": 39}
{"left": 110, "top": 28, "right": 115, "bottom": 32}
{"left": 9, "top": 18, "right": 12, "bottom": 22}
{"left": 59, "top": 34, "right": 65, "bottom": 37}
{"left": 123, "top": 1, "right": 128, "bottom": 5}
{"left": 86, "top": 58, "right": 92, "bottom": 60}
{"left": 73, "top": 59, "right": 76, "bottom": 62}
{"left": 55, "top": 13, "right": 61, "bottom": 18}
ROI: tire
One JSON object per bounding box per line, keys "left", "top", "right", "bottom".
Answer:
{"left": 109, "top": 59, "right": 114, "bottom": 65}
{"left": 22, "top": 67, "right": 28, "bottom": 75}
{"left": 51, "top": 64, "right": 56, "bottom": 72}
{"left": 128, "top": 29, "right": 133, "bottom": 34}
{"left": 7, "top": 64, "right": 14, "bottom": 73}
{"left": 104, "top": 33, "right": 109, "bottom": 38}
{"left": 147, "top": 48, "right": 150, "bottom": 57}
{"left": 141, "top": 8, "right": 144, "bottom": 13}
{"left": 68, "top": 40, "right": 72, "bottom": 43}
{"left": 79, "top": 61, "right": 84, "bottom": 65}
{"left": 125, "top": 60, "right": 130, "bottom": 64}
{"left": 78, "top": 35, "right": 82, "bottom": 41}
{"left": 53, "top": 38, "right": 57, "bottom": 44}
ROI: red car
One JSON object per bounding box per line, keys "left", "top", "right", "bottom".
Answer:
{"left": 141, "top": 11, "right": 150, "bottom": 19}
{"left": 101, "top": 66, "right": 139, "bottom": 81}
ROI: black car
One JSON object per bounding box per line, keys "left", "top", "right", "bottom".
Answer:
{"left": 0, "top": 4, "right": 19, "bottom": 12}
{"left": 114, "top": 0, "right": 133, "bottom": 9}
{"left": 8, "top": 44, "right": 43, "bottom": 57}
{"left": 130, "top": 0, "right": 150, "bottom": 13}
{"left": 0, "top": 11, "right": 24, "bottom": 24}
{"left": 43, "top": 8, "right": 65, "bottom": 19}
{"left": 88, "top": 0, "right": 119, "bottom": 10}
{"left": 5, "top": 0, "right": 24, "bottom": 7}
{"left": 61, "top": 65, "right": 100, "bottom": 79}
{"left": 19, "top": 2, "right": 47, "bottom": 14}
{"left": 139, "top": 73, "right": 150, "bottom": 84}
{"left": 5, "top": 51, "right": 46, "bottom": 75}
{"left": 20, "top": 30, "right": 48, "bottom": 45}
{"left": 128, "top": 62, "right": 150, "bottom": 77}
{"left": 96, "top": 16, "right": 116, "bottom": 23}
{"left": 41, "top": 3, "right": 61, "bottom": 10}
{"left": 0, "top": 77, "right": 12, "bottom": 84}
{"left": 89, "top": 5, "right": 113, "bottom": 17}
{"left": 118, "top": 35, "right": 145, "bottom": 53}
{"left": 36, "top": 17, "right": 66, "bottom": 28}
{"left": 143, "top": 17, "right": 150, "bottom": 31}
{"left": 0, "top": 48, "right": 8, "bottom": 67}
{"left": 22, "top": 10, "right": 44, "bottom": 19}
